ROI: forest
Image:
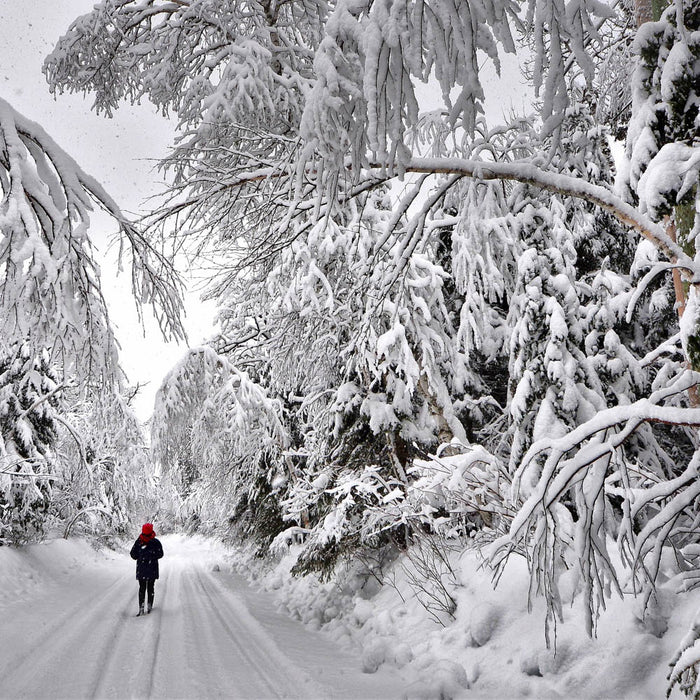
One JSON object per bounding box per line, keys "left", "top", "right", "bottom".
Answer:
{"left": 1, "top": 0, "right": 700, "bottom": 695}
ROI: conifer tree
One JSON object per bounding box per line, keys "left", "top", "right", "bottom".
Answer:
{"left": 0, "top": 344, "right": 61, "bottom": 543}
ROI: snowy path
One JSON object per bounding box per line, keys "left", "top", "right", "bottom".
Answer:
{"left": 0, "top": 535, "right": 405, "bottom": 699}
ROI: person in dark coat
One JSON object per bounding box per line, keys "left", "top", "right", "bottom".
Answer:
{"left": 130, "top": 523, "right": 164, "bottom": 616}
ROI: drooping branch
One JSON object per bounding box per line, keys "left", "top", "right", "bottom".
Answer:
{"left": 0, "top": 96, "right": 186, "bottom": 363}
{"left": 63, "top": 505, "right": 116, "bottom": 539}
{"left": 17, "top": 382, "right": 69, "bottom": 420}
{"left": 391, "top": 157, "right": 692, "bottom": 271}
{"left": 152, "top": 152, "right": 693, "bottom": 274}
{"left": 492, "top": 370, "right": 700, "bottom": 573}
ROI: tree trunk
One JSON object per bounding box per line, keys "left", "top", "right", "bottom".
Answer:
{"left": 416, "top": 372, "right": 464, "bottom": 453}
{"left": 667, "top": 217, "right": 687, "bottom": 318}
{"left": 634, "top": 0, "right": 654, "bottom": 26}
{"left": 386, "top": 429, "right": 409, "bottom": 484}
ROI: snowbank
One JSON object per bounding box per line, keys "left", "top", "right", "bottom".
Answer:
{"left": 226, "top": 539, "right": 700, "bottom": 699}
{"left": 0, "top": 537, "right": 123, "bottom": 609}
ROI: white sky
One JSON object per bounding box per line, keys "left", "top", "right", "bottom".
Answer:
{"left": 0, "top": 0, "right": 217, "bottom": 421}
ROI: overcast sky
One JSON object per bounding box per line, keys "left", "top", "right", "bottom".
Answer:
{"left": 0, "top": 0, "right": 216, "bottom": 421}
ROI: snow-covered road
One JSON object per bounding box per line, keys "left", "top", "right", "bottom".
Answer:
{"left": 0, "top": 535, "right": 404, "bottom": 699}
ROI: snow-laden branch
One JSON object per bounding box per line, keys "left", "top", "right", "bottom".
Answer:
{"left": 10, "top": 105, "right": 186, "bottom": 342}
{"left": 487, "top": 367, "right": 700, "bottom": 635}
{"left": 62, "top": 505, "right": 116, "bottom": 539}
{"left": 17, "top": 383, "right": 70, "bottom": 421}
{"left": 0, "top": 96, "right": 185, "bottom": 380}
{"left": 510, "top": 401, "right": 700, "bottom": 532}
{"left": 388, "top": 157, "right": 693, "bottom": 272}
{"left": 150, "top": 150, "right": 693, "bottom": 277}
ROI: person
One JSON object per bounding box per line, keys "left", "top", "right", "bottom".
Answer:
{"left": 130, "top": 523, "right": 164, "bottom": 616}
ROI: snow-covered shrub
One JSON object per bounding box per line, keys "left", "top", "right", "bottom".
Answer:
{"left": 401, "top": 533, "right": 460, "bottom": 625}
{"left": 403, "top": 449, "right": 514, "bottom": 540}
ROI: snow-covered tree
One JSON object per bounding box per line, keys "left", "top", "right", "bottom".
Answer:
{"left": 55, "top": 391, "right": 158, "bottom": 538}
{"left": 0, "top": 343, "right": 61, "bottom": 543}
{"left": 44, "top": 0, "right": 700, "bottom": 684}
{"left": 151, "top": 346, "right": 289, "bottom": 540}
{"left": 0, "top": 88, "right": 187, "bottom": 542}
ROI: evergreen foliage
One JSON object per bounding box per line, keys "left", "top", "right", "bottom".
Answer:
{"left": 0, "top": 344, "right": 60, "bottom": 543}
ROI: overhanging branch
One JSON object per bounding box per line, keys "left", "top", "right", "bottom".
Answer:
{"left": 147, "top": 151, "right": 697, "bottom": 277}
{"left": 389, "top": 157, "right": 694, "bottom": 274}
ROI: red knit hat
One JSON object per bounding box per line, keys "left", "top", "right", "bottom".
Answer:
{"left": 142, "top": 523, "right": 154, "bottom": 536}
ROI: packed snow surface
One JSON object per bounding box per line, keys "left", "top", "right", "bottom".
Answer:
{"left": 4, "top": 532, "right": 700, "bottom": 699}
{"left": 0, "top": 534, "right": 404, "bottom": 699}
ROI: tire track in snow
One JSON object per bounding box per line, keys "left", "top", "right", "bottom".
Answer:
{"left": 1, "top": 572, "right": 134, "bottom": 698}
{"left": 192, "top": 567, "right": 324, "bottom": 698}
{"left": 0, "top": 571, "right": 123, "bottom": 681}
{"left": 193, "top": 567, "right": 284, "bottom": 698}
{"left": 179, "top": 566, "right": 259, "bottom": 697}
{"left": 85, "top": 594, "right": 138, "bottom": 699}
{"left": 88, "top": 565, "right": 172, "bottom": 699}
{"left": 147, "top": 560, "right": 194, "bottom": 699}
{"left": 145, "top": 564, "right": 172, "bottom": 697}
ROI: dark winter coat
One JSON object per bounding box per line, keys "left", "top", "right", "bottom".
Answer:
{"left": 130, "top": 537, "right": 164, "bottom": 580}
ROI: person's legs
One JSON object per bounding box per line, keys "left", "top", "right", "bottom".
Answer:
{"left": 147, "top": 579, "right": 155, "bottom": 611}
{"left": 138, "top": 579, "right": 147, "bottom": 611}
